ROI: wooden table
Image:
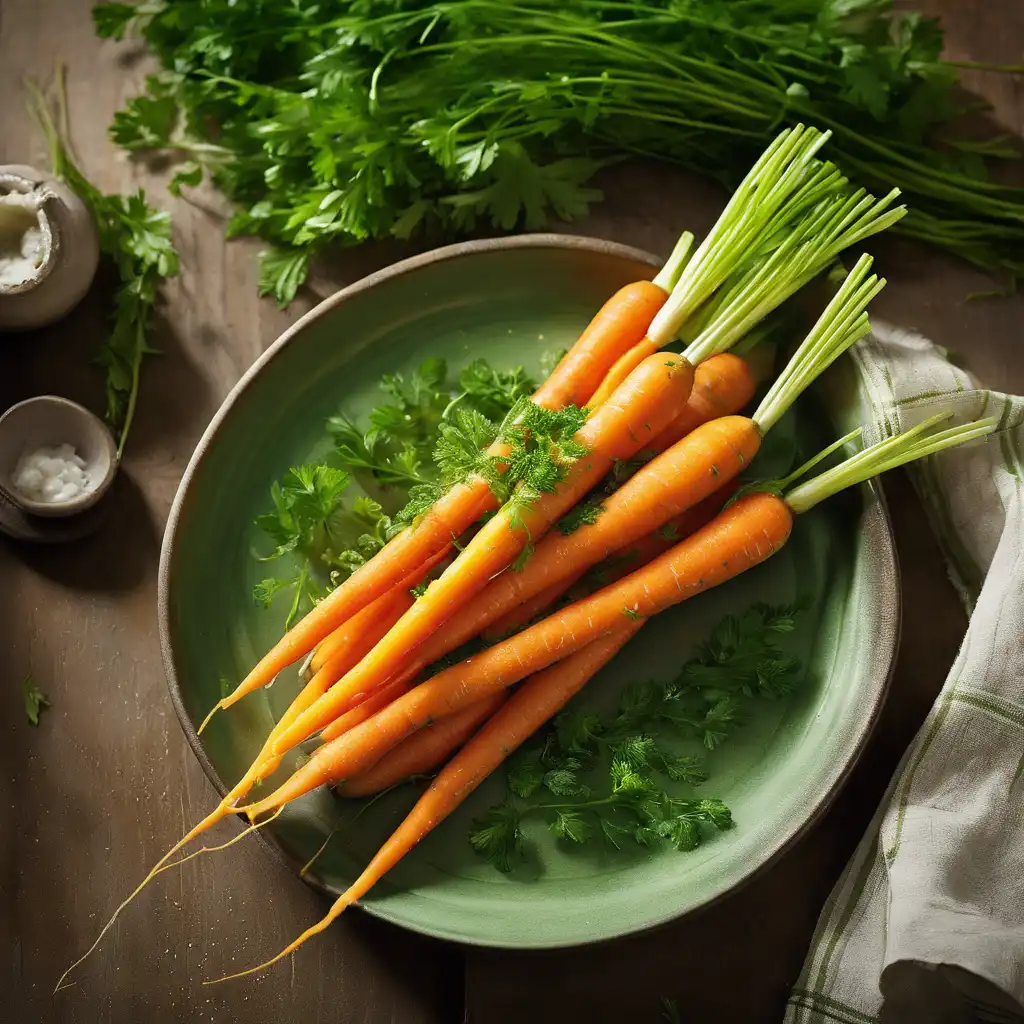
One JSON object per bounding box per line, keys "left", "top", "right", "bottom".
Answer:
{"left": 1, "top": 2, "right": 1021, "bottom": 1021}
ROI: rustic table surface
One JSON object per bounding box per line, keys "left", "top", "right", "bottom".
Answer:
{"left": 1, "top": 1, "right": 1021, "bottom": 1021}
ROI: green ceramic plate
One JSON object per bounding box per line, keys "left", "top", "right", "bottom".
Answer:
{"left": 159, "top": 234, "right": 899, "bottom": 948}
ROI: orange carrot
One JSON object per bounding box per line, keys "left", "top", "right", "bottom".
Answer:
{"left": 308, "top": 551, "right": 448, "bottom": 677}
{"left": 240, "top": 489, "right": 792, "bottom": 819}
{"left": 229, "top": 628, "right": 639, "bottom": 974}
{"left": 203, "top": 252, "right": 689, "bottom": 722}
{"left": 305, "top": 586, "right": 414, "bottom": 685}
{"left": 480, "top": 576, "right": 581, "bottom": 641}
{"left": 482, "top": 481, "right": 737, "bottom": 640}
{"left": 588, "top": 336, "right": 661, "bottom": 407}
{"left": 646, "top": 351, "right": 756, "bottom": 452}
{"left": 269, "top": 351, "right": 695, "bottom": 755}
{"left": 319, "top": 674, "right": 414, "bottom": 744}
{"left": 336, "top": 692, "right": 507, "bottom": 798}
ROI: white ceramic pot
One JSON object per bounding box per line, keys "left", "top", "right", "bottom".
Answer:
{"left": 0, "top": 164, "right": 100, "bottom": 331}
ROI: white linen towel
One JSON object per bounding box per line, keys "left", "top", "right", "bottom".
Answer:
{"left": 785, "top": 323, "right": 1024, "bottom": 1024}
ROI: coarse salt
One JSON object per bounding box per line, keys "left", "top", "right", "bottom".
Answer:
{"left": 12, "top": 443, "right": 91, "bottom": 504}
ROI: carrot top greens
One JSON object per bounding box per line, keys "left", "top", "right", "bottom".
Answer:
{"left": 470, "top": 601, "right": 806, "bottom": 871}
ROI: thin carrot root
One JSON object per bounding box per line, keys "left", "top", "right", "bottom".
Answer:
{"left": 53, "top": 796, "right": 247, "bottom": 993}
{"left": 204, "top": 895, "right": 356, "bottom": 985}
{"left": 157, "top": 808, "right": 284, "bottom": 874}
{"left": 197, "top": 699, "right": 222, "bottom": 736}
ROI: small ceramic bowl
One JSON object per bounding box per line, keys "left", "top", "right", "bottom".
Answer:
{"left": 0, "top": 396, "right": 118, "bottom": 518}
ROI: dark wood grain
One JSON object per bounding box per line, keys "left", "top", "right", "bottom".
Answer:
{"left": 1, "top": 0, "right": 1021, "bottom": 1022}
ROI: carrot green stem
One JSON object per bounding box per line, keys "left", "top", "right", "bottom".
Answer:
{"left": 751, "top": 253, "right": 884, "bottom": 434}
{"left": 778, "top": 428, "right": 863, "bottom": 490}
{"left": 785, "top": 415, "right": 999, "bottom": 514}
{"left": 651, "top": 230, "right": 694, "bottom": 292}
{"left": 682, "top": 183, "right": 904, "bottom": 365}
{"left": 646, "top": 124, "right": 831, "bottom": 348}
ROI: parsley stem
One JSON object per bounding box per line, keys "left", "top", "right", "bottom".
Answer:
{"left": 285, "top": 560, "right": 310, "bottom": 631}
{"left": 116, "top": 318, "right": 146, "bottom": 460}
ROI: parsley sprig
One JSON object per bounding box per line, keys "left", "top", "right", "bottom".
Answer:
{"left": 252, "top": 354, "right": 547, "bottom": 624}
{"left": 469, "top": 602, "right": 805, "bottom": 872}
{"left": 28, "top": 73, "right": 178, "bottom": 457}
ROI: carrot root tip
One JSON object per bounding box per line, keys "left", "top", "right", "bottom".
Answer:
{"left": 197, "top": 701, "right": 223, "bottom": 736}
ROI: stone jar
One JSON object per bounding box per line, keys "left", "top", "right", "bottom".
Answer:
{"left": 0, "top": 164, "right": 100, "bottom": 332}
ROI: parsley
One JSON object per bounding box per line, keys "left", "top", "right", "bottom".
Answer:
{"left": 469, "top": 602, "right": 805, "bottom": 871}
{"left": 28, "top": 73, "right": 179, "bottom": 456}
{"left": 22, "top": 674, "right": 50, "bottom": 726}
{"left": 555, "top": 496, "right": 604, "bottom": 536}
{"left": 95, "top": 1, "right": 1024, "bottom": 296}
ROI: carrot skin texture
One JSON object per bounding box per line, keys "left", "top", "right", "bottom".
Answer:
{"left": 332, "top": 626, "right": 640, "bottom": 901}
{"left": 304, "top": 587, "right": 414, "bottom": 694}
{"left": 309, "top": 547, "right": 448, "bottom": 675}
{"left": 218, "top": 280, "right": 668, "bottom": 707}
{"left": 481, "top": 480, "right": 738, "bottom": 641}
{"left": 269, "top": 353, "right": 695, "bottom": 756}
{"left": 242, "top": 491, "right": 793, "bottom": 817}
{"left": 481, "top": 573, "right": 587, "bottom": 640}
{"left": 336, "top": 692, "right": 507, "bottom": 798}
{"left": 319, "top": 674, "right": 414, "bottom": 744}
{"left": 533, "top": 281, "right": 668, "bottom": 408}
{"left": 588, "top": 336, "right": 660, "bottom": 407}
{"left": 646, "top": 352, "right": 756, "bottom": 453}
{"left": 397, "top": 417, "right": 759, "bottom": 673}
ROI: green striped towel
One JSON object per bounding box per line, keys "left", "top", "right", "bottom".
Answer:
{"left": 785, "top": 324, "right": 1024, "bottom": 1024}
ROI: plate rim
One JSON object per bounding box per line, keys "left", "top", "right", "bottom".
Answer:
{"left": 157, "top": 233, "right": 901, "bottom": 949}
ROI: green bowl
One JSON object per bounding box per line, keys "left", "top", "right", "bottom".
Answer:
{"left": 158, "top": 234, "right": 899, "bottom": 948}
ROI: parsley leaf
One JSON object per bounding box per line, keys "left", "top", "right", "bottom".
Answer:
{"left": 99, "top": 0, "right": 1024, "bottom": 291}
{"left": 22, "top": 674, "right": 50, "bottom": 726}
{"left": 468, "top": 798, "right": 522, "bottom": 873}
{"left": 555, "top": 496, "right": 604, "bottom": 536}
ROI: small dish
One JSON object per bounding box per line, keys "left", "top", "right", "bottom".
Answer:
{"left": 0, "top": 395, "right": 118, "bottom": 518}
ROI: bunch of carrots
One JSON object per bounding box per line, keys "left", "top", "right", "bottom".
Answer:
{"left": 60, "top": 125, "right": 1000, "bottom": 987}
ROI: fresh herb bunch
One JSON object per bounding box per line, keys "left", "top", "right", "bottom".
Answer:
{"left": 253, "top": 354, "right": 545, "bottom": 624}
{"left": 469, "top": 601, "right": 805, "bottom": 871}
{"left": 95, "top": 0, "right": 1023, "bottom": 304}
{"left": 28, "top": 76, "right": 178, "bottom": 456}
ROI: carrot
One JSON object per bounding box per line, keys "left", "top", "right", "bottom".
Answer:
{"left": 337, "top": 692, "right": 508, "bottom": 798}
{"left": 271, "top": 253, "right": 884, "bottom": 757}
{"left": 319, "top": 674, "right": 414, "bottom": 744}
{"left": 220, "top": 628, "right": 638, "bottom": 980}
{"left": 482, "top": 481, "right": 738, "bottom": 640}
{"left": 269, "top": 350, "right": 696, "bottom": 755}
{"left": 646, "top": 351, "right": 756, "bottom": 453}
{"left": 199, "top": 241, "right": 694, "bottom": 726}
{"left": 240, "top": 486, "right": 793, "bottom": 818}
